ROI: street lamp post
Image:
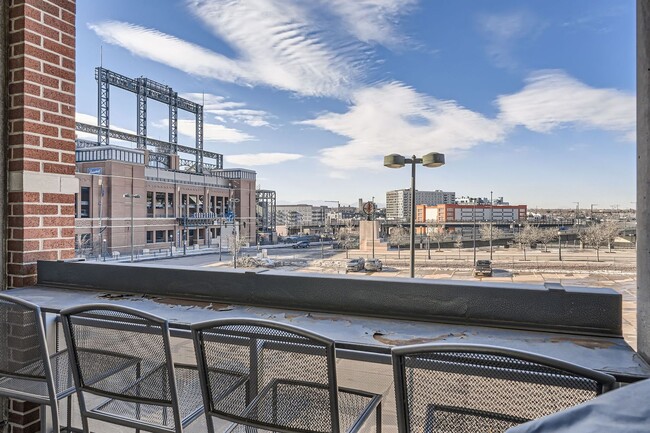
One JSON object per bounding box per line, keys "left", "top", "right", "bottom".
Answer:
{"left": 489, "top": 191, "right": 493, "bottom": 261}
{"left": 384, "top": 152, "right": 445, "bottom": 278}
{"left": 558, "top": 230, "right": 563, "bottom": 261}
{"left": 473, "top": 202, "right": 477, "bottom": 266}
{"left": 123, "top": 193, "right": 141, "bottom": 262}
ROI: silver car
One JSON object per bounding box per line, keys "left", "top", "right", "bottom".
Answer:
{"left": 364, "top": 258, "right": 383, "bottom": 272}
{"left": 346, "top": 258, "right": 365, "bottom": 272}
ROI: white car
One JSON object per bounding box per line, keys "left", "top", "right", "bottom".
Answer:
{"left": 364, "top": 258, "right": 383, "bottom": 272}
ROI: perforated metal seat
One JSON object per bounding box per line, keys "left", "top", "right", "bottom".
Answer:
{"left": 192, "top": 319, "right": 382, "bottom": 433}
{"left": 61, "top": 304, "right": 204, "bottom": 433}
{"left": 392, "top": 343, "right": 616, "bottom": 433}
{"left": 0, "top": 293, "right": 77, "bottom": 432}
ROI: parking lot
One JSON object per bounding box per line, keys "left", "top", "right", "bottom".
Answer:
{"left": 123, "top": 242, "right": 638, "bottom": 349}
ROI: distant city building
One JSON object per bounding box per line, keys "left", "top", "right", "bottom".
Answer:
{"left": 416, "top": 204, "right": 527, "bottom": 223}
{"left": 455, "top": 196, "right": 509, "bottom": 205}
{"left": 277, "top": 205, "right": 316, "bottom": 227}
{"left": 386, "top": 189, "right": 455, "bottom": 221}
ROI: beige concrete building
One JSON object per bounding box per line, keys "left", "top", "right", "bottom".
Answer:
{"left": 74, "top": 146, "right": 256, "bottom": 258}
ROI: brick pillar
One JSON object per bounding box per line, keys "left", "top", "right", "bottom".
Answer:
{"left": 8, "top": 401, "right": 40, "bottom": 433}
{"left": 5, "top": 308, "right": 42, "bottom": 433}
{"left": 5, "top": 0, "right": 78, "bottom": 288}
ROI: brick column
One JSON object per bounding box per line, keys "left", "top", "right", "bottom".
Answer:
{"left": 5, "top": 0, "right": 78, "bottom": 288}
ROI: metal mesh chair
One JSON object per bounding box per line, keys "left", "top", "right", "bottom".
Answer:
{"left": 392, "top": 343, "right": 616, "bottom": 433}
{"left": 192, "top": 318, "right": 382, "bottom": 433}
{"left": 61, "top": 304, "right": 204, "bottom": 433}
{"left": 0, "top": 293, "right": 77, "bottom": 432}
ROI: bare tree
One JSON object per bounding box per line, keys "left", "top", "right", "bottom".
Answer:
{"left": 390, "top": 226, "right": 409, "bottom": 259}
{"left": 454, "top": 234, "right": 463, "bottom": 259}
{"left": 537, "top": 228, "right": 558, "bottom": 253}
{"left": 479, "top": 224, "right": 505, "bottom": 252}
{"left": 428, "top": 225, "right": 447, "bottom": 252}
{"left": 337, "top": 226, "right": 358, "bottom": 259}
{"left": 227, "top": 232, "right": 248, "bottom": 268}
{"left": 580, "top": 222, "right": 620, "bottom": 261}
{"left": 514, "top": 224, "right": 540, "bottom": 261}
{"left": 602, "top": 221, "right": 620, "bottom": 253}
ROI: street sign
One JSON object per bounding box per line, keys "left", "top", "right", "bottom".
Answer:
{"left": 362, "top": 201, "right": 375, "bottom": 215}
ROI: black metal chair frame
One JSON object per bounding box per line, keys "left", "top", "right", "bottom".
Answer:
{"left": 61, "top": 303, "right": 204, "bottom": 433}
{"left": 392, "top": 343, "right": 617, "bottom": 433}
{"left": 0, "top": 292, "right": 78, "bottom": 432}
{"left": 192, "top": 318, "right": 383, "bottom": 433}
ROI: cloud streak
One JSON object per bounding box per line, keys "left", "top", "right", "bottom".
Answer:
{"left": 496, "top": 70, "right": 635, "bottom": 140}
{"left": 303, "top": 71, "right": 634, "bottom": 176}
{"left": 302, "top": 82, "right": 505, "bottom": 173}
{"left": 182, "top": 93, "right": 272, "bottom": 127}
{"left": 89, "top": 0, "right": 417, "bottom": 98}
{"left": 225, "top": 152, "right": 303, "bottom": 166}
{"left": 155, "top": 118, "right": 254, "bottom": 143}
{"left": 477, "top": 10, "right": 544, "bottom": 70}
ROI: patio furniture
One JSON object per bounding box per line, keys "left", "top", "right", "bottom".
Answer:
{"left": 0, "top": 293, "right": 77, "bottom": 432}
{"left": 392, "top": 343, "right": 616, "bottom": 433}
{"left": 192, "top": 318, "right": 383, "bottom": 433}
{"left": 61, "top": 304, "right": 204, "bottom": 433}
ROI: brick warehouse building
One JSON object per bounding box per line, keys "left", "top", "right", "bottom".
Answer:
{"left": 74, "top": 153, "right": 257, "bottom": 258}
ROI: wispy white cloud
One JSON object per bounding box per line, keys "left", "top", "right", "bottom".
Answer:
{"left": 89, "top": 22, "right": 247, "bottom": 83}
{"left": 75, "top": 112, "right": 137, "bottom": 134}
{"left": 185, "top": 0, "right": 366, "bottom": 97}
{"left": 496, "top": 70, "right": 635, "bottom": 140}
{"left": 301, "top": 82, "right": 505, "bottom": 175}
{"left": 477, "top": 10, "right": 544, "bottom": 69}
{"left": 225, "top": 152, "right": 303, "bottom": 166}
{"left": 182, "top": 93, "right": 272, "bottom": 127}
{"left": 155, "top": 118, "right": 254, "bottom": 143}
{"left": 90, "top": 0, "right": 418, "bottom": 98}
{"left": 322, "top": 0, "right": 417, "bottom": 46}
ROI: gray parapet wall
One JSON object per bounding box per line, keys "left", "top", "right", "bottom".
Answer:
{"left": 36, "top": 260, "right": 622, "bottom": 337}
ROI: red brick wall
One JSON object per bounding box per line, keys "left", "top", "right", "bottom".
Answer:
{"left": 6, "top": 0, "right": 77, "bottom": 288}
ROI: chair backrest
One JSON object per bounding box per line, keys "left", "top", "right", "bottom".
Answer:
{"left": 61, "top": 304, "right": 182, "bottom": 430}
{"left": 392, "top": 343, "right": 616, "bottom": 433}
{"left": 0, "top": 293, "right": 54, "bottom": 402}
{"left": 192, "top": 318, "right": 339, "bottom": 433}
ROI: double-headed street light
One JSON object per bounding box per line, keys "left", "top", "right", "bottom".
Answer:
{"left": 384, "top": 152, "right": 445, "bottom": 278}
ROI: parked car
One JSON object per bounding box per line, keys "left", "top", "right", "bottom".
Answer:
{"left": 346, "top": 258, "right": 365, "bottom": 272}
{"left": 474, "top": 260, "right": 493, "bottom": 277}
{"left": 292, "top": 241, "right": 310, "bottom": 249}
{"left": 364, "top": 258, "right": 383, "bottom": 272}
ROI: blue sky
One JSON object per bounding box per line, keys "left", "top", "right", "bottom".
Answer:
{"left": 75, "top": 0, "right": 636, "bottom": 209}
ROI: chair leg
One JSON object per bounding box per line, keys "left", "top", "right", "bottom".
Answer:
{"left": 205, "top": 414, "right": 215, "bottom": 433}
{"left": 67, "top": 396, "right": 72, "bottom": 431}
{"left": 376, "top": 402, "right": 382, "bottom": 433}
{"left": 79, "top": 411, "right": 89, "bottom": 433}
{"left": 50, "top": 403, "right": 61, "bottom": 433}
